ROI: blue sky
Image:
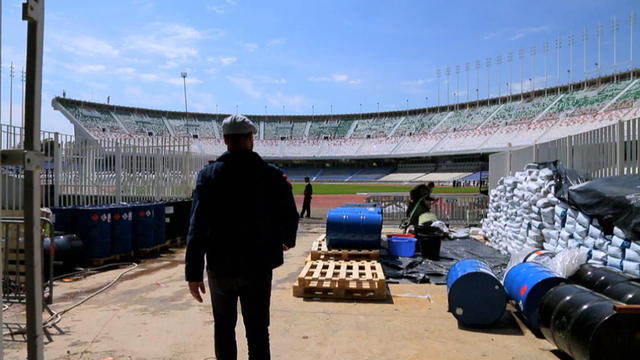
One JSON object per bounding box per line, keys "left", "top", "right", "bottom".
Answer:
{"left": 1, "top": 0, "right": 639, "bottom": 133}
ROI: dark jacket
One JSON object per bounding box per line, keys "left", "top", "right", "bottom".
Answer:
{"left": 304, "top": 183, "right": 313, "bottom": 199}
{"left": 185, "top": 150, "right": 299, "bottom": 281}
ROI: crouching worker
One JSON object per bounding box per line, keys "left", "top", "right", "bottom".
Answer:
{"left": 403, "top": 181, "right": 438, "bottom": 228}
{"left": 185, "top": 114, "right": 299, "bottom": 360}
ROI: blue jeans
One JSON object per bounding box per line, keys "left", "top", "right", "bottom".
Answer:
{"left": 207, "top": 271, "right": 272, "bottom": 360}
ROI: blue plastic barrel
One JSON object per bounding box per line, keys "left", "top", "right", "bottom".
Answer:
{"left": 503, "top": 262, "right": 565, "bottom": 333}
{"left": 447, "top": 259, "right": 507, "bottom": 327}
{"left": 153, "top": 202, "right": 166, "bottom": 246}
{"left": 132, "top": 203, "right": 156, "bottom": 250}
{"left": 326, "top": 207, "right": 382, "bottom": 249}
{"left": 50, "top": 206, "right": 77, "bottom": 234}
{"left": 110, "top": 205, "right": 133, "bottom": 255}
{"left": 76, "top": 206, "right": 111, "bottom": 259}
{"left": 388, "top": 237, "right": 417, "bottom": 257}
{"left": 340, "top": 203, "right": 383, "bottom": 215}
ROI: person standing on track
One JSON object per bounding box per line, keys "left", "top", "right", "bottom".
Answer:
{"left": 185, "top": 114, "right": 299, "bottom": 360}
{"left": 406, "top": 181, "right": 437, "bottom": 226}
{"left": 300, "top": 176, "right": 313, "bottom": 218}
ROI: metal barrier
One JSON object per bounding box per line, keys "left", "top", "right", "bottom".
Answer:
{"left": 366, "top": 193, "right": 489, "bottom": 225}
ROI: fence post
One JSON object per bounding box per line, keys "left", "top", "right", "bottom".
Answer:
{"left": 616, "top": 120, "right": 624, "bottom": 175}
{"left": 533, "top": 143, "right": 538, "bottom": 162}
{"left": 115, "top": 142, "right": 122, "bottom": 204}
{"left": 507, "top": 150, "right": 512, "bottom": 175}
{"left": 53, "top": 132, "right": 61, "bottom": 207}
{"left": 566, "top": 135, "right": 573, "bottom": 168}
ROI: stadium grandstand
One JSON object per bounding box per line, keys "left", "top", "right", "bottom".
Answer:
{"left": 53, "top": 69, "right": 640, "bottom": 183}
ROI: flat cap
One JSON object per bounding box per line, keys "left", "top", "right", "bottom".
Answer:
{"left": 221, "top": 114, "right": 258, "bottom": 135}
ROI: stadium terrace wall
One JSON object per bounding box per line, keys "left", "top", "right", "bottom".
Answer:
{"left": 53, "top": 69, "right": 640, "bottom": 160}
{"left": 488, "top": 116, "right": 640, "bottom": 189}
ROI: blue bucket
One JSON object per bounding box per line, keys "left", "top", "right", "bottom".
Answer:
{"left": 388, "top": 236, "right": 417, "bottom": 257}
{"left": 504, "top": 262, "right": 565, "bottom": 333}
{"left": 447, "top": 259, "right": 507, "bottom": 327}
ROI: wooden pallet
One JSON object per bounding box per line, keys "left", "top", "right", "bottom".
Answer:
{"left": 292, "top": 260, "right": 387, "bottom": 300}
{"left": 86, "top": 253, "right": 124, "bottom": 267}
{"left": 309, "top": 235, "right": 380, "bottom": 261}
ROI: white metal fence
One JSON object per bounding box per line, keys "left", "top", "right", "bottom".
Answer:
{"left": 489, "top": 117, "right": 640, "bottom": 188}
{"left": 1, "top": 125, "right": 211, "bottom": 210}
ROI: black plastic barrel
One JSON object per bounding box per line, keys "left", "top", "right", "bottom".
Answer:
{"left": 132, "top": 203, "right": 155, "bottom": 250}
{"left": 50, "top": 206, "right": 77, "bottom": 234}
{"left": 43, "top": 234, "right": 86, "bottom": 276}
{"left": 446, "top": 259, "right": 507, "bottom": 327}
{"left": 601, "top": 281, "right": 640, "bottom": 304}
{"left": 110, "top": 205, "right": 133, "bottom": 255}
{"left": 539, "top": 284, "right": 640, "bottom": 360}
{"left": 154, "top": 202, "right": 166, "bottom": 246}
{"left": 570, "top": 264, "right": 635, "bottom": 293}
{"left": 75, "top": 206, "right": 111, "bottom": 259}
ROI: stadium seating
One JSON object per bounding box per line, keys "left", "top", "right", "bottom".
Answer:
{"left": 53, "top": 72, "right": 640, "bottom": 159}
{"left": 378, "top": 172, "right": 426, "bottom": 182}
{"left": 412, "top": 172, "right": 472, "bottom": 184}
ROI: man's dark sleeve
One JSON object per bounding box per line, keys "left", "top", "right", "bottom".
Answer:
{"left": 185, "top": 169, "right": 210, "bottom": 282}
{"left": 278, "top": 173, "right": 299, "bottom": 248}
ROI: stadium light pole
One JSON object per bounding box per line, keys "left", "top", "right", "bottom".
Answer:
{"left": 475, "top": 60, "right": 480, "bottom": 104}
{"left": 530, "top": 46, "right": 536, "bottom": 91}
{"left": 583, "top": 28, "right": 588, "bottom": 89}
{"left": 631, "top": 12, "right": 636, "bottom": 75}
{"left": 181, "top": 72, "right": 188, "bottom": 131}
{"left": 377, "top": 102, "right": 380, "bottom": 113}
{"left": 596, "top": 23, "right": 603, "bottom": 78}
{"left": 406, "top": 99, "right": 409, "bottom": 116}
{"left": 568, "top": 34, "right": 575, "bottom": 88}
{"left": 508, "top": 52, "right": 513, "bottom": 99}
{"left": 9, "top": 61, "right": 14, "bottom": 128}
{"left": 465, "top": 62, "right": 470, "bottom": 103}
{"left": 518, "top": 49, "right": 524, "bottom": 98}
{"left": 613, "top": 17, "right": 619, "bottom": 81}
{"left": 555, "top": 37, "right": 561, "bottom": 90}
{"left": 455, "top": 65, "right": 460, "bottom": 106}
{"left": 436, "top": 68, "right": 441, "bottom": 107}
{"left": 445, "top": 66, "right": 450, "bottom": 105}
{"left": 496, "top": 55, "right": 502, "bottom": 99}
{"left": 485, "top": 58, "right": 491, "bottom": 99}
{"left": 543, "top": 42, "right": 549, "bottom": 94}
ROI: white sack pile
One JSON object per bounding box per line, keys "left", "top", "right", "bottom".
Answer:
{"left": 483, "top": 163, "right": 640, "bottom": 276}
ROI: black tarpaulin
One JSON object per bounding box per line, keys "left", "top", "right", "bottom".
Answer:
{"left": 380, "top": 238, "right": 509, "bottom": 284}
{"left": 568, "top": 174, "right": 640, "bottom": 240}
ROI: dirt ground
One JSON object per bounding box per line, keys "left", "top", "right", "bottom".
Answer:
{"left": 3, "top": 225, "right": 559, "bottom": 360}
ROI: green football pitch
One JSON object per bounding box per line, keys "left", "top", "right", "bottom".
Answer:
{"left": 291, "top": 183, "right": 480, "bottom": 195}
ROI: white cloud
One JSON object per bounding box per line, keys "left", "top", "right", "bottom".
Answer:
{"left": 257, "top": 75, "right": 287, "bottom": 84}
{"left": 308, "top": 73, "right": 362, "bottom": 85}
{"left": 509, "top": 26, "right": 550, "bottom": 40}
{"left": 53, "top": 34, "right": 119, "bottom": 57}
{"left": 265, "top": 92, "right": 309, "bottom": 110}
{"left": 208, "top": 56, "right": 237, "bottom": 65}
{"left": 159, "top": 61, "right": 179, "bottom": 69}
{"left": 206, "top": 5, "right": 225, "bottom": 13}
{"left": 139, "top": 73, "right": 161, "bottom": 82}
{"left": 227, "top": 75, "right": 262, "bottom": 98}
{"left": 206, "top": 0, "right": 237, "bottom": 14}
{"left": 124, "top": 22, "right": 222, "bottom": 60}
{"left": 66, "top": 64, "right": 106, "bottom": 73}
{"left": 267, "top": 37, "right": 287, "bottom": 46}
{"left": 401, "top": 79, "right": 431, "bottom": 87}
{"left": 243, "top": 42, "right": 258, "bottom": 52}
{"left": 164, "top": 77, "right": 202, "bottom": 86}
{"left": 115, "top": 67, "right": 136, "bottom": 76}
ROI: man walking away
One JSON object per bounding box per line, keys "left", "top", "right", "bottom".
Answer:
{"left": 300, "top": 176, "right": 313, "bottom": 218}
{"left": 185, "top": 114, "right": 299, "bottom": 360}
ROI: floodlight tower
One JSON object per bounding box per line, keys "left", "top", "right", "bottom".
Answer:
{"left": 596, "top": 23, "right": 603, "bottom": 78}
{"left": 485, "top": 58, "right": 491, "bottom": 99}
{"left": 496, "top": 55, "right": 502, "bottom": 99}
{"left": 445, "top": 66, "right": 451, "bottom": 105}
{"left": 613, "top": 17, "right": 619, "bottom": 81}
{"left": 508, "top": 52, "right": 513, "bottom": 98}
{"left": 583, "top": 28, "right": 588, "bottom": 88}
{"left": 630, "top": 12, "right": 636, "bottom": 76}
{"left": 181, "top": 72, "right": 189, "bottom": 132}
{"left": 475, "top": 60, "right": 481, "bottom": 104}
{"left": 436, "top": 68, "right": 441, "bottom": 107}
{"left": 530, "top": 46, "right": 536, "bottom": 91}
{"left": 465, "top": 62, "right": 470, "bottom": 102}
{"left": 543, "top": 42, "right": 549, "bottom": 94}
{"left": 568, "top": 34, "right": 575, "bottom": 88}
{"left": 519, "top": 48, "right": 525, "bottom": 98}
{"left": 455, "top": 65, "right": 460, "bottom": 105}
{"left": 555, "top": 37, "right": 562, "bottom": 89}
{"left": 9, "top": 61, "right": 14, "bottom": 127}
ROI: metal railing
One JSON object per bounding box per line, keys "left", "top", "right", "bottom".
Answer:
{"left": 366, "top": 193, "right": 489, "bottom": 225}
